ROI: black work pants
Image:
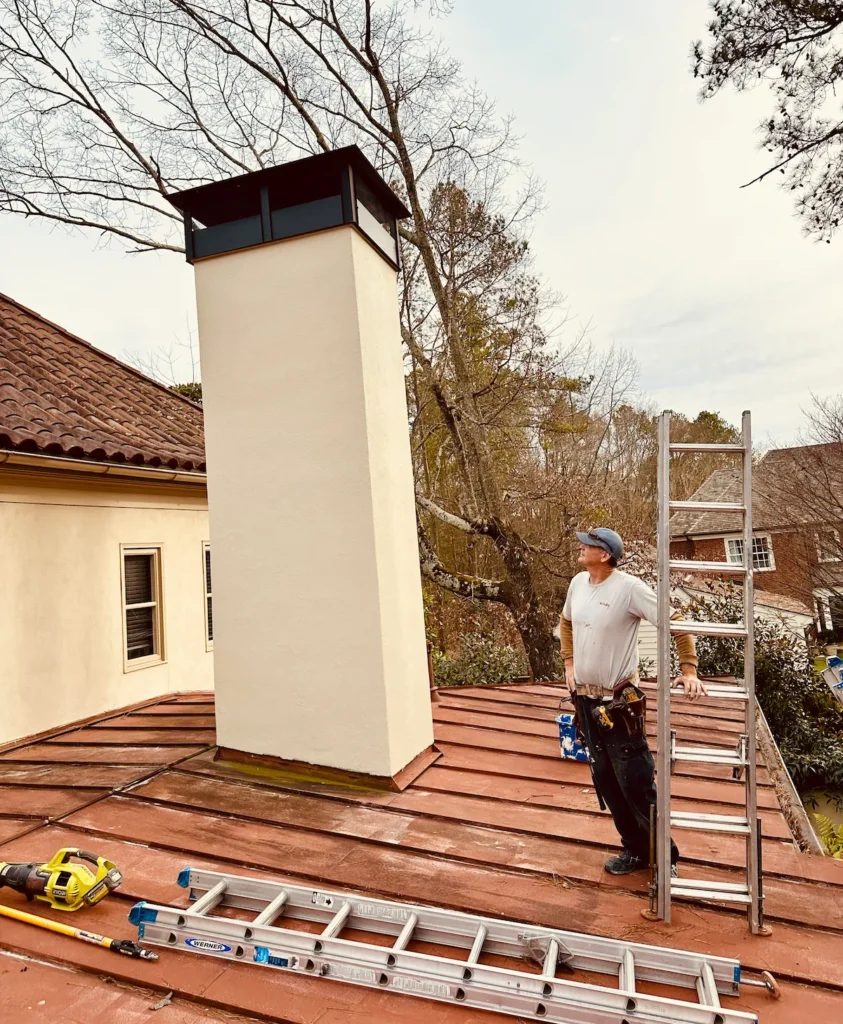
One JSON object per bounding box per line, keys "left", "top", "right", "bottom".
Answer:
{"left": 577, "top": 695, "right": 678, "bottom": 865}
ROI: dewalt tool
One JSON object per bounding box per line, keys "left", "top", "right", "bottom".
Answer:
{"left": 0, "top": 848, "right": 122, "bottom": 912}
{"left": 0, "top": 903, "right": 157, "bottom": 960}
{"left": 589, "top": 684, "right": 647, "bottom": 736}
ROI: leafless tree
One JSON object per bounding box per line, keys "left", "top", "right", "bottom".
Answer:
{"left": 693, "top": 1, "right": 843, "bottom": 240}
{"left": 0, "top": 0, "right": 572, "bottom": 674}
{"left": 0, "top": 1, "right": 726, "bottom": 674}
{"left": 756, "top": 395, "right": 843, "bottom": 640}
{"left": 124, "top": 327, "right": 200, "bottom": 386}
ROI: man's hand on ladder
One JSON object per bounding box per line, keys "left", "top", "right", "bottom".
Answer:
{"left": 674, "top": 666, "right": 708, "bottom": 700}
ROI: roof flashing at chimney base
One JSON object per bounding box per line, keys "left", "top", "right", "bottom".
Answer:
{"left": 214, "top": 744, "right": 442, "bottom": 794}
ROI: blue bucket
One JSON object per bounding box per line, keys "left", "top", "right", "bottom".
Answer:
{"left": 555, "top": 712, "right": 590, "bottom": 762}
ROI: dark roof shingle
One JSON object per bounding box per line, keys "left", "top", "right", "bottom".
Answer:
{"left": 669, "top": 444, "right": 843, "bottom": 538}
{"left": 0, "top": 292, "right": 205, "bottom": 471}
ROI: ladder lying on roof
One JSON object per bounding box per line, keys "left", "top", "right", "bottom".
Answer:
{"left": 653, "top": 410, "right": 766, "bottom": 935}
{"left": 130, "top": 867, "right": 778, "bottom": 1022}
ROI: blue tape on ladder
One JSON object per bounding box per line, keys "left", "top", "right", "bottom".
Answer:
{"left": 177, "top": 868, "right": 192, "bottom": 888}
{"left": 128, "top": 902, "right": 159, "bottom": 926}
{"left": 254, "top": 946, "right": 291, "bottom": 968}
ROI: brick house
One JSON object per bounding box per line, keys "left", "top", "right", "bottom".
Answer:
{"left": 669, "top": 448, "right": 843, "bottom": 641}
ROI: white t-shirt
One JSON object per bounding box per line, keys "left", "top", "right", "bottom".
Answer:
{"left": 562, "top": 570, "right": 658, "bottom": 696}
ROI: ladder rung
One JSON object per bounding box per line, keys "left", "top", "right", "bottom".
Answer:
{"left": 392, "top": 912, "right": 417, "bottom": 951}
{"left": 619, "top": 948, "right": 636, "bottom": 992}
{"left": 669, "top": 686, "right": 748, "bottom": 700}
{"left": 669, "top": 443, "right": 745, "bottom": 454}
{"left": 670, "top": 812, "right": 750, "bottom": 835}
{"left": 322, "top": 901, "right": 352, "bottom": 939}
{"left": 542, "top": 937, "right": 560, "bottom": 978}
{"left": 185, "top": 879, "right": 227, "bottom": 916}
{"left": 673, "top": 745, "right": 745, "bottom": 766}
{"left": 669, "top": 559, "right": 747, "bottom": 575}
{"left": 253, "top": 889, "right": 288, "bottom": 927}
{"left": 671, "top": 878, "right": 751, "bottom": 905}
{"left": 698, "top": 962, "right": 722, "bottom": 1009}
{"left": 468, "top": 924, "right": 487, "bottom": 965}
{"left": 670, "top": 620, "right": 747, "bottom": 637}
{"left": 669, "top": 500, "right": 745, "bottom": 513}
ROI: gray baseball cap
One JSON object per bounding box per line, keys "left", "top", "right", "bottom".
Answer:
{"left": 576, "top": 527, "right": 624, "bottom": 560}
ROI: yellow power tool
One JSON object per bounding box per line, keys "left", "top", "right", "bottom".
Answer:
{"left": 0, "top": 848, "right": 122, "bottom": 912}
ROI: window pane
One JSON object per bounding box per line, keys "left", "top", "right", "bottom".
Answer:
{"left": 126, "top": 606, "right": 155, "bottom": 659}
{"left": 726, "top": 539, "right": 743, "bottom": 563}
{"left": 125, "top": 554, "right": 153, "bottom": 605}
{"left": 205, "top": 547, "right": 212, "bottom": 594}
{"left": 830, "top": 595, "right": 843, "bottom": 631}
{"left": 751, "top": 537, "right": 772, "bottom": 570}
{"left": 817, "top": 530, "right": 841, "bottom": 563}
{"left": 207, "top": 595, "right": 213, "bottom": 642}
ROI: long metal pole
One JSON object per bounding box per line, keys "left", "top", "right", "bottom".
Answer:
{"left": 656, "top": 411, "right": 672, "bottom": 922}
{"left": 742, "top": 411, "right": 762, "bottom": 933}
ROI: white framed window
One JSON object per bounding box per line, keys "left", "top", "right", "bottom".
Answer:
{"left": 724, "top": 534, "right": 775, "bottom": 571}
{"left": 815, "top": 589, "right": 843, "bottom": 634}
{"left": 121, "top": 545, "right": 165, "bottom": 670}
{"left": 815, "top": 528, "right": 842, "bottom": 564}
{"left": 203, "top": 542, "right": 213, "bottom": 650}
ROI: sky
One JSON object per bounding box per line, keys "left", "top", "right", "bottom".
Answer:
{"left": 1, "top": 0, "right": 840, "bottom": 446}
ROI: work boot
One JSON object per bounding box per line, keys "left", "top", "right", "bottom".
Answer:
{"left": 604, "top": 850, "right": 647, "bottom": 875}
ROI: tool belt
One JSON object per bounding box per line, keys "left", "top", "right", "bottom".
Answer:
{"left": 588, "top": 681, "right": 647, "bottom": 738}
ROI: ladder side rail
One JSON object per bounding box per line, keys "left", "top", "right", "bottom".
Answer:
{"left": 133, "top": 903, "right": 760, "bottom": 1024}
{"left": 742, "top": 411, "right": 762, "bottom": 934}
{"left": 655, "top": 411, "right": 676, "bottom": 925}
{"left": 656, "top": 411, "right": 673, "bottom": 922}
{"left": 172, "top": 869, "right": 745, "bottom": 990}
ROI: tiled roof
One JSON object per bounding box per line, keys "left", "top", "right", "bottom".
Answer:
{"left": 678, "top": 576, "right": 814, "bottom": 616}
{"left": 669, "top": 458, "right": 815, "bottom": 537}
{"left": 0, "top": 293, "right": 205, "bottom": 471}
{"left": 0, "top": 687, "right": 840, "bottom": 1021}
{"left": 754, "top": 590, "right": 815, "bottom": 616}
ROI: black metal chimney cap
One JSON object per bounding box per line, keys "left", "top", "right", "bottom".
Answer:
{"left": 167, "top": 145, "right": 410, "bottom": 227}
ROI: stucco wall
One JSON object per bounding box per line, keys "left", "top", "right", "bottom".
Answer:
{"left": 0, "top": 468, "right": 213, "bottom": 746}
{"left": 193, "top": 225, "right": 433, "bottom": 777}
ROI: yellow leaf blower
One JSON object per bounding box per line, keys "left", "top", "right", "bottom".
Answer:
{"left": 0, "top": 848, "right": 122, "bottom": 912}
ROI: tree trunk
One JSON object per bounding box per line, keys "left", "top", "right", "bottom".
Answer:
{"left": 497, "top": 535, "right": 557, "bottom": 681}
{"left": 515, "top": 602, "right": 558, "bottom": 681}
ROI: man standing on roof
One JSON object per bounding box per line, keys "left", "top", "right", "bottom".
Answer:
{"left": 559, "top": 528, "right": 705, "bottom": 877}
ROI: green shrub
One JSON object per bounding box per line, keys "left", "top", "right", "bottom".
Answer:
{"left": 682, "top": 588, "right": 843, "bottom": 792}
{"left": 813, "top": 813, "right": 843, "bottom": 858}
{"left": 432, "top": 633, "right": 530, "bottom": 688}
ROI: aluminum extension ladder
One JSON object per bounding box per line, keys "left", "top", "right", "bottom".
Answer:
{"left": 129, "top": 867, "right": 778, "bottom": 1023}
{"left": 653, "top": 410, "right": 766, "bottom": 934}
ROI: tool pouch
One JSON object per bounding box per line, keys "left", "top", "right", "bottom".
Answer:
{"left": 614, "top": 683, "right": 647, "bottom": 738}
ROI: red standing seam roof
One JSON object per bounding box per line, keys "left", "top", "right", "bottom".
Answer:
{"left": 0, "top": 292, "right": 206, "bottom": 472}
{"left": 0, "top": 684, "right": 840, "bottom": 1022}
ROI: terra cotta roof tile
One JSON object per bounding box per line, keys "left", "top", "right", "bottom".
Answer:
{"left": 0, "top": 292, "right": 205, "bottom": 471}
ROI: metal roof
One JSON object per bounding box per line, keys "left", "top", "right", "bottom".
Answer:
{"left": 0, "top": 686, "right": 839, "bottom": 1020}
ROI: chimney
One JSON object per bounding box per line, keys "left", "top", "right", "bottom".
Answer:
{"left": 169, "top": 148, "right": 434, "bottom": 784}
